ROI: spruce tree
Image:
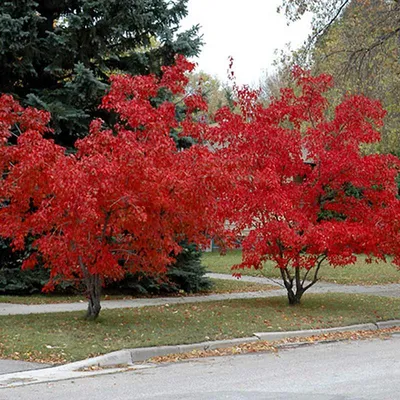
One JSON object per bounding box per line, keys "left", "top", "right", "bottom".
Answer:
{"left": 0, "top": 0, "right": 210, "bottom": 294}
{"left": 0, "top": 1, "right": 211, "bottom": 296}
{"left": 0, "top": 0, "right": 202, "bottom": 146}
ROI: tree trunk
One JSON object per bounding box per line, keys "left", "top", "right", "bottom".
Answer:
{"left": 280, "top": 266, "right": 305, "bottom": 306}
{"left": 85, "top": 273, "right": 102, "bottom": 320}
{"left": 279, "top": 256, "right": 326, "bottom": 305}
{"left": 287, "top": 288, "right": 304, "bottom": 305}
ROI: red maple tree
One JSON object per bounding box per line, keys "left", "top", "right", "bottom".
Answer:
{"left": 202, "top": 67, "right": 400, "bottom": 304}
{"left": 1, "top": 57, "right": 399, "bottom": 315}
{"left": 0, "top": 56, "right": 226, "bottom": 319}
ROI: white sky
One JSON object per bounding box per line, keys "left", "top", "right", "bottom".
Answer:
{"left": 180, "top": 0, "right": 312, "bottom": 85}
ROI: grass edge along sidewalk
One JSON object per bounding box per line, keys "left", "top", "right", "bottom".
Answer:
{"left": 1, "top": 293, "right": 400, "bottom": 364}
{"left": 202, "top": 250, "right": 400, "bottom": 285}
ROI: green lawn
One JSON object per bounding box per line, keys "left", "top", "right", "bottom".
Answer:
{"left": 0, "top": 278, "right": 277, "bottom": 305}
{"left": 1, "top": 293, "right": 399, "bottom": 364}
{"left": 202, "top": 250, "right": 400, "bottom": 285}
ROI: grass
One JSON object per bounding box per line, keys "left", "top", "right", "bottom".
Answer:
{"left": 207, "top": 278, "right": 277, "bottom": 294}
{"left": 0, "top": 278, "right": 277, "bottom": 305}
{"left": 1, "top": 293, "right": 399, "bottom": 364}
{"left": 202, "top": 250, "right": 400, "bottom": 285}
{"left": 0, "top": 293, "right": 85, "bottom": 305}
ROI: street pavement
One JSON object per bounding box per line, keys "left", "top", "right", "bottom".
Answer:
{"left": 1, "top": 336, "right": 399, "bottom": 399}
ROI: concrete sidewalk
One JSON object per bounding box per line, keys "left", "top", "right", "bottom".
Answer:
{"left": 0, "top": 360, "right": 51, "bottom": 375}
{"left": 207, "top": 273, "right": 400, "bottom": 297}
{"left": 0, "top": 273, "right": 399, "bottom": 316}
{"left": 0, "top": 289, "right": 286, "bottom": 315}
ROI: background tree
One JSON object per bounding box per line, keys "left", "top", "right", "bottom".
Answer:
{"left": 312, "top": 1, "right": 400, "bottom": 155}
{"left": 186, "top": 71, "right": 232, "bottom": 119}
{"left": 0, "top": 0, "right": 202, "bottom": 147}
{"left": 258, "top": 64, "right": 294, "bottom": 104}
{"left": 278, "top": 0, "right": 400, "bottom": 61}
{"left": 277, "top": 0, "right": 400, "bottom": 155}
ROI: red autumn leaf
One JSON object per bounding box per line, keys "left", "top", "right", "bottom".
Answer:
{"left": 0, "top": 57, "right": 226, "bottom": 319}
{"left": 206, "top": 67, "right": 400, "bottom": 304}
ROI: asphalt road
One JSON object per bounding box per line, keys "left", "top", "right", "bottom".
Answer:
{"left": 1, "top": 335, "right": 400, "bottom": 400}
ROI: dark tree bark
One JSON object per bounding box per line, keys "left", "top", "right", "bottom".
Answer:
{"left": 279, "top": 255, "right": 327, "bottom": 305}
{"left": 287, "top": 287, "right": 304, "bottom": 305}
{"left": 78, "top": 255, "right": 102, "bottom": 320}
{"left": 85, "top": 273, "right": 102, "bottom": 320}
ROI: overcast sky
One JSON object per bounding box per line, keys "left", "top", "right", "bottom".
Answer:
{"left": 180, "top": 0, "right": 312, "bottom": 85}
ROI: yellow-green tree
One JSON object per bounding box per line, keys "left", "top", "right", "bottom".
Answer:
{"left": 278, "top": 0, "right": 400, "bottom": 154}
{"left": 311, "top": 0, "right": 400, "bottom": 154}
{"left": 186, "top": 72, "right": 232, "bottom": 119}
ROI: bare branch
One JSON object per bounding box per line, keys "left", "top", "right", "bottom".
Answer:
{"left": 308, "top": 0, "right": 351, "bottom": 47}
{"left": 303, "top": 253, "right": 327, "bottom": 291}
{"left": 262, "top": 273, "right": 285, "bottom": 288}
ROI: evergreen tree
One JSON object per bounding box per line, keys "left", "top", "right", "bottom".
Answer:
{"left": 0, "top": 0, "right": 202, "bottom": 146}
{"left": 0, "top": 1, "right": 211, "bottom": 295}
{"left": 107, "top": 244, "right": 212, "bottom": 296}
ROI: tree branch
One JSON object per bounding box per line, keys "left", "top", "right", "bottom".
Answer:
{"left": 303, "top": 253, "right": 327, "bottom": 291}
{"left": 308, "top": 0, "right": 351, "bottom": 47}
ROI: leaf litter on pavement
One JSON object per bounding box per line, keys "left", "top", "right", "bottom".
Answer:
{"left": 148, "top": 327, "right": 400, "bottom": 364}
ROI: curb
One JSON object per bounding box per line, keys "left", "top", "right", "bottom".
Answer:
{"left": 253, "top": 323, "right": 378, "bottom": 341}
{"left": 1, "top": 319, "right": 400, "bottom": 388}
{"left": 114, "top": 321, "right": 400, "bottom": 365}
{"left": 376, "top": 320, "right": 400, "bottom": 329}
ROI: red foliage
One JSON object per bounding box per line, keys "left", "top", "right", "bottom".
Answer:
{"left": 0, "top": 58, "right": 399, "bottom": 311}
{"left": 0, "top": 58, "right": 226, "bottom": 317}
{"left": 205, "top": 67, "right": 400, "bottom": 302}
